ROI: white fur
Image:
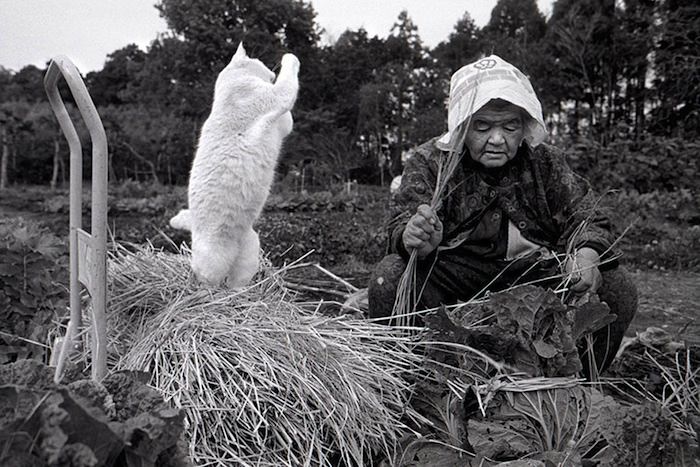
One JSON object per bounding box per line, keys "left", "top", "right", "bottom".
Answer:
{"left": 170, "top": 43, "right": 300, "bottom": 287}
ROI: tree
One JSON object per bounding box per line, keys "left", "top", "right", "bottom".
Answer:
{"left": 432, "top": 12, "right": 485, "bottom": 73}
{"left": 318, "top": 28, "right": 392, "bottom": 131}
{"left": 86, "top": 44, "right": 146, "bottom": 106}
{"left": 357, "top": 80, "right": 394, "bottom": 182}
{"left": 370, "top": 10, "right": 432, "bottom": 176}
{"left": 0, "top": 103, "right": 31, "bottom": 189}
{"left": 25, "top": 103, "right": 64, "bottom": 188}
{"left": 100, "top": 104, "right": 196, "bottom": 184}
{"left": 124, "top": 37, "right": 211, "bottom": 119}
{"left": 0, "top": 67, "right": 13, "bottom": 102}
{"left": 138, "top": 0, "right": 325, "bottom": 173}
{"left": 155, "top": 0, "right": 320, "bottom": 83}
{"left": 652, "top": 0, "right": 700, "bottom": 137}
{"left": 543, "top": 0, "right": 618, "bottom": 139}
{"left": 482, "top": 0, "right": 546, "bottom": 69}
{"left": 614, "top": 0, "right": 655, "bottom": 138}
{"left": 6, "top": 65, "right": 46, "bottom": 103}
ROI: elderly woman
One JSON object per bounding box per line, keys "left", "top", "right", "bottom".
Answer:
{"left": 368, "top": 55, "right": 637, "bottom": 375}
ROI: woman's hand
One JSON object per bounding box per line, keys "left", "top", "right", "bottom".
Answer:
{"left": 402, "top": 204, "right": 443, "bottom": 258}
{"left": 564, "top": 247, "right": 602, "bottom": 295}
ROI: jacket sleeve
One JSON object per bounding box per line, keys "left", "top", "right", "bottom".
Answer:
{"left": 387, "top": 141, "right": 439, "bottom": 258}
{"left": 541, "top": 145, "right": 618, "bottom": 264}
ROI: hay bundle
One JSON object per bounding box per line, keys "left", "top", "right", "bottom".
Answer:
{"left": 102, "top": 244, "right": 425, "bottom": 466}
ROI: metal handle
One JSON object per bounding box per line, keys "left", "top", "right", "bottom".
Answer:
{"left": 44, "top": 55, "right": 108, "bottom": 382}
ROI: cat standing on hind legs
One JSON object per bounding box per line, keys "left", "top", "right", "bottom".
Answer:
{"left": 170, "top": 43, "right": 300, "bottom": 287}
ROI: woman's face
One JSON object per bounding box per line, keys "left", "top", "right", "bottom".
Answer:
{"left": 465, "top": 101, "right": 525, "bottom": 168}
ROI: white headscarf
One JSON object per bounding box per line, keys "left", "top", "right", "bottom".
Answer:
{"left": 435, "top": 55, "right": 547, "bottom": 151}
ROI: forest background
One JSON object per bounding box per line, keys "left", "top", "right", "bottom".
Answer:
{"left": 0, "top": 0, "right": 697, "bottom": 279}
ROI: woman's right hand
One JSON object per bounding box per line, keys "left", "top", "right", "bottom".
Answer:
{"left": 402, "top": 204, "right": 443, "bottom": 258}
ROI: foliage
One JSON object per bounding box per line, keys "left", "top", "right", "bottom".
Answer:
{"left": 424, "top": 286, "right": 619, "bottom": 377}
{"left": 85, "top": 44, "right": 147, "bottom": 107}
{"left": 1, "top": 65, "right": 45, "bottom": 102}
{"left": 281, "top": 120, "right": 370, "bottom": 185}
{"left": 652, "top": 0, "right": 700, "bottom": 138}
{"left": 466, "top": 379, "right": 678, "bottom": 466}
{"left": 2, "top": 0, "right": 699, "bottom": 186}
{"left": 432, "top": 13, "right": 484, "bottom": 74}
{"left": 541, "top": 0, "right": 617, "bottom": 135}
{"left": 564, "top": 134, "right": 699, "bottom": 193}
{"left": 1, "top": 100, "right": 85, "bottom": 187}
{"left": 5, "top": 175, "right": 698, "bottom": 273}
{"left": 0, "top": 359, "right": 187, "bottom": 467}
{"left": 606, "top": 327, "right": 700, "bottom": 455}
{"left": 0, "top": 218, "right": 68, "bottom": 363}
{"left": 100, "top": 104, "right": 196, "bottom": 185}
{"left": 605, "top": 189, "right": 700, "bottom": 271}
{"left": 153, "top": 0, "right": 321, "bottom": 120}
{"left": 266, "top": 190, "right": 363, "bottom": 212}
{"left": 257, "top": 208, "right": 388, "bottom": 267}
{"left": 481, "top": 0, "right": 547, "bottom": 78}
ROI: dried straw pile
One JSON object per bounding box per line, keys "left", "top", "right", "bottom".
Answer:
{"left": 101, "top": 244, "right": 426, "bottom": 466}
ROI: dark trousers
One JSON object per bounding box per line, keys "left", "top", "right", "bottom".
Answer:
{"left": 367, "top": 253, "right": 638, "bottom": 376}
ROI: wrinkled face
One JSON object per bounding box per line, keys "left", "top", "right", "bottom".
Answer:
{"left": 465, "top": 100, "right": 525, "bottom": 168}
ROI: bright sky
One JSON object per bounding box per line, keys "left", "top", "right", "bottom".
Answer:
{"left": 0, "top": 0, "right": 553, "bottom": 73}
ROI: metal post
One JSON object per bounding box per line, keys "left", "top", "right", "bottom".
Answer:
{"left": 44, "top": 55, "right": 108, "bottom": 383}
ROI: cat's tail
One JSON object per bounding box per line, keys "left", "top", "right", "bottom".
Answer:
{"left": 169, "top": 209, "right": 191, "bottom": 231}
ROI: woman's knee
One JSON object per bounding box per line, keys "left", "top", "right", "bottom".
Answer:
{"left": 599, "top": 266, "right": 638, "bottom": 328}
{"left": 579, "top": 266, "right": 639, "bottom": 377}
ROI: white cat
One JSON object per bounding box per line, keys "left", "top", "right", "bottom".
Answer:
{"left": 170, "top": 43, "right": 300, "bottom": 287}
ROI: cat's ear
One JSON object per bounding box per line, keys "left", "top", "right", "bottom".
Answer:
{"left": 233, "top": 42, "right": 247, "bottom": 60}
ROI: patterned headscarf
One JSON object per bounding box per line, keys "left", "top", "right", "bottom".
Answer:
{"left": 436, "top": 55, "right": 547, "bottom": 151}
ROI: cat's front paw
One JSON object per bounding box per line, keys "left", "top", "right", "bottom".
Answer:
{"left": 281, "top": 53, "right": 300, "bottom": 75}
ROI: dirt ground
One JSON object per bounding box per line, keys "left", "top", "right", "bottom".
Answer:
{"left": 628, "top": 268, "right": 699, "bottom": 345}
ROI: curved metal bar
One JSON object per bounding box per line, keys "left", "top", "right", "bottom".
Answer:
{"left": 44, "top": 55, "right": 108, "bottom": 382}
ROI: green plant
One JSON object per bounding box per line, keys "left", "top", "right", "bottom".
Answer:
{"left": 604, "top": 189, "right": 700, "bottom": 271}
{"left": 565, "top": 136, "right": 699, "bottom": 194}
{"left": 0, "top": 359, "right": 187, "bottom": 466}
{"left": 0, "top": 218, "right": 68, "bottom": 363}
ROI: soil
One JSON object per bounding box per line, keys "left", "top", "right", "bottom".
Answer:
{"left": 628, "top": 268, "right": 700, "bottom": 345}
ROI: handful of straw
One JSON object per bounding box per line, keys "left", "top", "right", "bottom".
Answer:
{"left": 392, "top": 82, "right": 478, "bottom": 327}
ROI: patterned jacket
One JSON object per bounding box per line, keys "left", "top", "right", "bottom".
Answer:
{"left": 389, "top": 138, "right": 618, "bottom": 264}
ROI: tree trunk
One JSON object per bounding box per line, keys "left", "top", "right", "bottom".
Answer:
{"left": 0, "top": 126, "right": 8, "bottom": 190}
{"left": 108, "top": 151, "right": 116, "bottom": 184}
{"left": 122, "top": 141, "right": 160, "bottom": 184}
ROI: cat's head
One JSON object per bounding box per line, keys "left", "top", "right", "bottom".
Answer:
{"left": 218, "top": 42, "right": 275, "bottom": 85}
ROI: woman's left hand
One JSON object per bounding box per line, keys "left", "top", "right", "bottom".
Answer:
{"left": 564, "top": 247, "right": 602, "bottom": 295}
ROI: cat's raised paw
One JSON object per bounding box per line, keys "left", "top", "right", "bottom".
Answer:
{"left": 281, "top": 54, "right": 300, "bottom": 74}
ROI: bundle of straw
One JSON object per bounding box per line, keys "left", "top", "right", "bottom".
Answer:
{"left": 391, "top": 78, "right": 479, "bottom": 328}
{"left": 99, "top": 243, "right": 427, "bottom": 466}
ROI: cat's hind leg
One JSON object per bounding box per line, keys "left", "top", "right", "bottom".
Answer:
{"left": 190, "top": 233, "right": 237, "bottom": 286}
{"left": 227, "top": 228, "right": 260, "bottom": 288}
{"left": 169, "top": 209, "right": 192, "bottom": 231}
